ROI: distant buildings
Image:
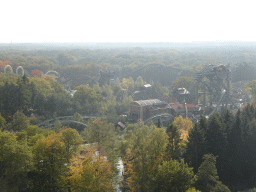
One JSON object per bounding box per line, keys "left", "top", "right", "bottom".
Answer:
{"left": 129, "top": 99, "right": 174, "bottom": 122}
{"left": 169, "top": 102, "right": 203, "bottom": 118}
{"left": 173, "top": 87, "right": 190, "bottom": 103}
{"left": 129, "top": 97, "right": 203, "bottom": 123}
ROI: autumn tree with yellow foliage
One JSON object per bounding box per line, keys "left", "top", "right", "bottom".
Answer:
{"left": 58, "top": 128, "right": 83, "bottom": 161}
{"left": 172, "top": 115, "right": 193, "bottom": 142}
{"left": 32, "top": 134, "right": 67, "bottom": 192}
{"left": 122, "top": 122, "right": 168, "bottom": 191}
{"left": 165, "top": 115, "right": 193, "bottom": 160}
{"left": 67, "top": 148, "right": 115, "bottom": 192}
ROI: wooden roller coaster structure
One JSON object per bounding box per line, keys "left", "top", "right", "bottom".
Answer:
{"left": 188, "top": 64, "right": 237, "bottom": 115}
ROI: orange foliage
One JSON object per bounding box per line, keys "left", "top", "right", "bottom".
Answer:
{"left": 30, "top": 69, "right": 44, "bottom": 77}
{"left": 0, "top": 60, "right": 11, "bottom": 71}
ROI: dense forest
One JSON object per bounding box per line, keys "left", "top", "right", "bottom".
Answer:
{"left": 2, "top": 43, "right": 256, "bottom": 191}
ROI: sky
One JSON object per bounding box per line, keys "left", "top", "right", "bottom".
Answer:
{"left": 1, "top": 0, "right": 255, "bottom": 43}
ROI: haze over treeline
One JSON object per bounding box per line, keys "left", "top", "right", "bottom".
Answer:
{"left": 3, "top": 41, "right": 256, "bottom": 51}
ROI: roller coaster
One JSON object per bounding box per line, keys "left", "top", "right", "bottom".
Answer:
{"left": 36, "top": 115, "right": 101, "bottom": 129}
{"left": 128, "top": 63, "right": 255, "bottom": 119}
{"left": 187, "top": 64, "right": 238, "bottom": 115}
{"left": 45, "top": 70, "right": 60, "bottom": 78}
{"left": 4, "top": 65, "right": 24, "bottom": 76}
{"left": 4, "top": 63, "right": 254, "bottom": 125}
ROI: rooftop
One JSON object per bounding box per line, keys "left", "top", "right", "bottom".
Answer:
{"left": 132, "top": 99, "right": 163, "bottom": 106}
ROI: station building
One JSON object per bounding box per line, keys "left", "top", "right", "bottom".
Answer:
{"left": 169, "top": 103, "right": 203, "bottom": 118}
{"left": 129, "top": 99, "right": 174, "bottom": 122}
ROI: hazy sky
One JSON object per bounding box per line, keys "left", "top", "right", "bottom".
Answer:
{"left": 1, "top": 0, "right": 255, "bottom": 43}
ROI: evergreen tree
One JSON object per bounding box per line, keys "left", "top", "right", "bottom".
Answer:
{"left": 205, "top": 113, "right": 227, "bottom": 157}
{"left": 241, "top": 105, "right": 254, "bottom": 142}
{"left": 45, "top": 95, "right": 57, "bottom": 116}
{"left": 184, "top": 123, "right": 206, "bottom": 173}
{"left": 221, "top": 109, "right": 234, "bottom": 137}
{"left": 195, "top": 154, "right": 230, "bottom": 192}
{"left": 205, "top": 112, "right": 228, "bottom": 185}
{"left": 198, "top": 115, "right": 208, "bottom": 135}
{"left": 242, "top": 103, "right": 254, "bottom": 122}
{"left": 226, "top": 115, "right": 256, "bottom": 190}
{"left": 17, "top": 76, "right": 32, "bottom": 115}
{"left": 33, "top": 93, "right": 46, "bottom": 116}
{"left": 229, "top": 109, "right": 243, "bottom": 151}
{"left": 166, "top": 123, "right": 183, "bottom": 160}
{"left": 1, "top": 82, "right": 20, "bottom": 120}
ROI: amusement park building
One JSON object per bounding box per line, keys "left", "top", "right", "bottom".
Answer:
{"left": 129, "top": 99, "right": 174, "bottom": 122}
{"left": 169, "top": 103, "right": 203, "bottom": 118}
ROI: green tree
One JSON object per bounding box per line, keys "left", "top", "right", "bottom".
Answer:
{"left": 30, "top": 76, "right": 54, "bottom": 97}
{"left": 73, "top": 112, "right": 83, "bottom": 122}
{"left": 166, "top": 123, "right": 183, "bottom": 160}
{"left": 102, "top": 83, "right": 115, "bottom": 102}
{"left": 246, "top": 80, "right": 256, "bottom": 103}
{"left": 123, "top": 122, "right": 167, "bottom": 192}
{"left": 16, "top": 125, "right": 45, "bottom": 146}
{"left": 43, "top": 75, "right": 65, "bottom": 94}
{"left": 81, "top": 118, "right": 117, "bottom": 150}
{"left": 33, "top": 93, "right": 46, "bottom": 116}
{"left": 0, "top": 113, "right": 6, "bottom": 131}
{"left": 198, "top": 115, "right": 208, "bottom": 135}
{"left": 92, "top": 82, "right": 102, "bottom": 95}
{"left": 186, "top": 188, "right": 201, "bottom": 192}
{"left": 16, "top": 75, "right": 32, "bottom": 114}
{"left": 195, "top": 154, "right": 230, "bottom": 192}
{"left": 221, "top": 110, "right": 234, "bottom": 139}
{"left": 172, "top": 76, "right": 194, "bottom": 90}
{"left": 135, "top": 76, "right": 145, "bottom": 87}
{"left": 57, "top": 53, "right": 75, "bottom": 66}
{"left": 154, "top": 159, "right": 195, "bottom": 192}
{"left": 151, "top": 81, "right": 169, "bottom": 98}
{"left": 58, "top": 128, "right": 83, "bottom": 161}
{"left": 205, "top": 113, "right": 227, "bottom": 157}
{"left": 74, "top": 85, "right": 101, "bottom": 114}
{"left": 120, "top": 77, "right": 135, "bottom": 94}
{"left": 32, "top": 134, "right": 67, "bottom": 192}
{"left": 0, "top": 82, "right": 20, "bottom": 120}
{"left": 228, "top": 109, "right": 243, "bottom": 154}
{"left": 107, "top": 148, "right": 119, "bottom": 175}
{"left": 223, "top": 109, "right": 256, "bottom": 189}
{"left": 106, "top": 104, "right": 118, "bottom": 124}
{"left": 115, "top": 92, "right": 133, "bottom": 115}
{"left": 10, "top": 110, "right": 29, "bottom": 132}
{"left": 53, "top": 120, "right": 63, "bottom": 132}
{"left": 0, "top": 131, "right": 33, "bottom": 191}
{"left": 184, "top": 123, "right": 206, "bottom": 173}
